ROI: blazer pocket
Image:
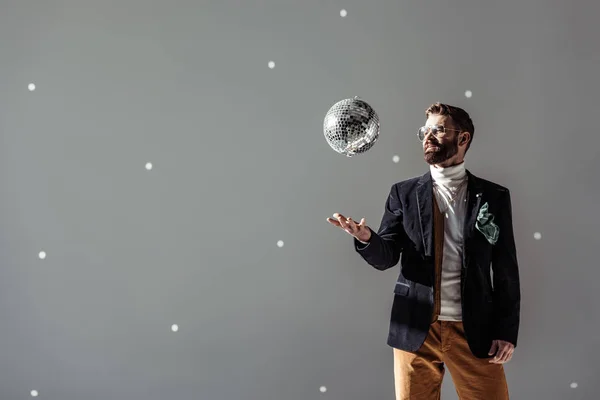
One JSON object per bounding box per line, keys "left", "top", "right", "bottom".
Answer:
{"left": 394, "top": 282, "right": 410, "bottom": 296}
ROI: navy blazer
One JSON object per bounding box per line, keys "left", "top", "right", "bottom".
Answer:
{"left": 354, "top": 169, "right": 521, "bottom": 359}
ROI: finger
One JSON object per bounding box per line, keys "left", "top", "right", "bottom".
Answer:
{"left": 346, "top": 217, "right": 358, "bottom": 233}
{"left": 493, "top": 347, "right": 509, "bottom": 364}
{"left": 506, "top": 351, "right": 514, "bottom": 363}
{"left": 502, "top": 348, "right": 514, "bottom": 363}
{"left": 333, "top": 212, "right": 347, "bottom": 221}
{"left": 502, "top": 352, "right": 512, "bottom": 364}
{"left": 494, "top": 346, "right": 507, "bottom": 361}
{"left": 488, "top": 342, "right": 498, "bottom": 356}
{"left": 327, "top": 217, "right": 341, "bottom": 227}
{"left": 496, "top": 350, "right": 508, "bottom": 363}
{"left": 336, "top": 215, "right": 350, "bottom": 230}
{"left": 356, "top": 218, "right": 367, "bottom": 230}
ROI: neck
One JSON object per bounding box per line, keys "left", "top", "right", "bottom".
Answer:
{"left": 432, "top": 156, "right": 464, "bottom": 169}
{"left": 430, "top": 161, "right": 467, "bottom": 186}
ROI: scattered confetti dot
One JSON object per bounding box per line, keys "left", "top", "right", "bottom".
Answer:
{"left": 392, "top": 155, "right": 400, "bottom": 163}
{"left": 28, "top": 83, "right": 36, "bottom": 91}
{"left": 145, "top": 162, "right": 153, "bottom": 170}
{"left": 38, "top": 251, "right": 46, "bottom": 260}
{"left": 340, "top": 9, "right": 347, "bottom": 17}
{"left": 570, "top": 382, "right": 578, "bottom": 388}
{"left": 465, "top": 90, "right": 472, "bottom": 98}
{"left": 320, "top": 386, "right": 327, "bottom": 393}
{"left": 171, "top": 324, "right": 179, "bottom": 332}
{"left": 31, "top": 390, "right": 39, "bottom": 397}
{"left": 533, "top": 232, "right": 542, "bottom": 240}
{"left": 268, "top": 61, "right": 275, "bottom": 69}
{"left": 277, "top": 240, "right": 284, "bottom": 248}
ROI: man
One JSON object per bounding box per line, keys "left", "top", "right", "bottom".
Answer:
{"left": 327, "top": 103, "right": 520, "bottom": 399}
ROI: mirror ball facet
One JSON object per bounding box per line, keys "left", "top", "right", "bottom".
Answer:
{"left": 323, "top": 97, "right": 380, "bottom": 157}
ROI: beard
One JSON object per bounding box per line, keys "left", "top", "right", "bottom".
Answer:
{"left": 424, "top": 137, "right": 459, "bottom": 165}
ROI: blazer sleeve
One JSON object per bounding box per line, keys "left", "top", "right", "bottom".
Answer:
{"left": 353, "top": 184, "right": 411, "bottom": 271}
{"left": 491, "top": 189, "right": 521, "bottom": 347}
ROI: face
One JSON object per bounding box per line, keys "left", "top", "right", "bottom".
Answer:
{"left": 422, "top": 115, "right": 468, "bottom": 167}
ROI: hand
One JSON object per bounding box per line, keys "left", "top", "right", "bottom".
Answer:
{"left": 488, "top": 340, "right": 514, "bottom": 364}
{"left": 327, "top": 213, "right": 371, "bottom": 243}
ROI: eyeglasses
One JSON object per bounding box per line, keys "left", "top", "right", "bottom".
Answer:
{"left": 417, "top": 125, "right": 462, "bottom": 142}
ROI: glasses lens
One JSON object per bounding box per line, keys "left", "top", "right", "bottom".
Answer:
{"left": 418, "top": 125, "right": 446, "bottom": 141}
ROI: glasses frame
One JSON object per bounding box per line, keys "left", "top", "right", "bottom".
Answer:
{"left": 417, "top": 125, "right": 462, "bottom": 142}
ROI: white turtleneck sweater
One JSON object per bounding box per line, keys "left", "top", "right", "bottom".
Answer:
{"left": 430, "top": 162, "right": 468, "bottom": 321}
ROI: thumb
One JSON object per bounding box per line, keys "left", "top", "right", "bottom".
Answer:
{"left": 488, "top": 341, "right": 498, "bottom": 355}
{"left": 359, "top": 217, "right": 366, "bottom": 226}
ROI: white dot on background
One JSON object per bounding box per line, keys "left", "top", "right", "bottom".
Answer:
{"left": 31, "top": 390, "right": 39, "bottom": 397}
{"left": 28, "top": 83, "right": 36, "bottom": 91}
{"left": 320, "top": 386, "right": 327, "bottom": 393}
{"left": 533, "top": 232, "right": 542, "bottom": 240}
{"left": 171, "top": 324, "right": 179, "bottom": 332}
{"left": 465, "top": 90, "right": 472, "bottom": 98}
{"left": 340, "top": 9, "right": 347, "bottom": 17}
{"left": 392, "top": 155, "right": 400, "bottom": 163}
{"left": 277, "top": 240, "right": 284, "bottom": 248}
{"left": 38, "top": 251, "right": 46, "bottom": 260}
{"left": 268, "top": 61, "right": 275, "bottom": 69}
{"left": 145, "top": 162, "right": 153, "bottom": 170}
{"left": 570, "top": 382, "right": 578, "bottom": 389}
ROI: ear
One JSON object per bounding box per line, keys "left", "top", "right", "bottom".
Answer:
{"left": 460, "top": 132, "right": 470, "bottom": 145}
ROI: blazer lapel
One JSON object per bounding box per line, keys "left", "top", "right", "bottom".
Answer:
{"left": 463, "top": 169, "right": 484, "bottom": 243}
{"left": 416, "top": 171, "right": 434, "bottom": 257}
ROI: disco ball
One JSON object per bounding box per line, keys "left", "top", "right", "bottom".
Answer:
{"left": 323, "top": 96, "right": 380, "bottom": 157}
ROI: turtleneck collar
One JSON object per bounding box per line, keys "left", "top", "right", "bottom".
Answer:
{"left": 430, "top": 162, "right": 467, "bottom": 187}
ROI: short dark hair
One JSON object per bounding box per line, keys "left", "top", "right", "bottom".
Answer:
{"left": 425, "top": 102, "right": 475, "bottom": 152}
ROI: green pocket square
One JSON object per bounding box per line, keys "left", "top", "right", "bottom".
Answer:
{"left": 475, "top": 202, "right": 499, "bottom": 245}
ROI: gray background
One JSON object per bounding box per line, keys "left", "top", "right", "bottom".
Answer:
{"left": 1, "top": 0, "right": 599, "bottom": 399}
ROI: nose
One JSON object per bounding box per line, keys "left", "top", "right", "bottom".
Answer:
{"left": 423, "top": 132, "right": 436, "bottom": 145}
{"left": 421, "top": 128, "right": 435, "bottom": 142}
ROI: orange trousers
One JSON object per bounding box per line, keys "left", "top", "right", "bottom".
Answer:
{"left": 393, "top": 320, "right": 509, "bottom": 400}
